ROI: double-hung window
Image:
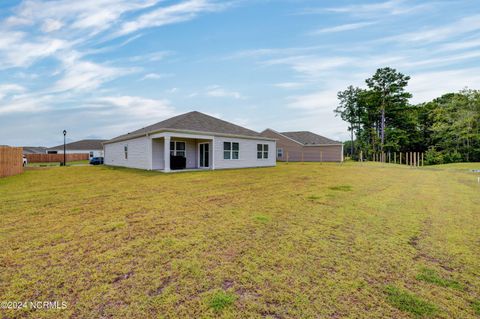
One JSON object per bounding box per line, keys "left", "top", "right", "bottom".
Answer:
{"left": 224, "top": 142, "right": 239, "bottom": 159}
{"left": 170, "top": 141, "right": 186, "bottom": 157}
{"left": 124, "top": 145, "right": 128, "bottom": 159}
{"left": 277, "top": 148, "right": 283, "bottom": 159}
{"left": 257, "top": 144, "right": 269, "bottom": 159}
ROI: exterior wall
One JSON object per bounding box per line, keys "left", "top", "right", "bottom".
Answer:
{"left": 104, "top": 136, "right": 150, "bottom": 169}
{"left": 152, "top": 138, "right": 164, "bottom": 170}
{"left": 261, "top": 129, "right": 343, "bottom": 162}
{"left": 213, "top": 137, "right": 276, "bottom": 169}
{"left": 48, "top": 149, "right": 104, "bottom": 157}
{"left": 105, "top": 133, "right": 276, "bottom": 171}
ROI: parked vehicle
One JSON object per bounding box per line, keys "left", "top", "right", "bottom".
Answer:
{"left": 89, "top": 157, "right": 104, "bottom": 165}
{"left": 23, "top": 155, "right": 28, "bottom": 167}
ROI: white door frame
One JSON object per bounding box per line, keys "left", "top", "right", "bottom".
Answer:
{"left": 198, "top": 142, "right": 210, "bottom": 168}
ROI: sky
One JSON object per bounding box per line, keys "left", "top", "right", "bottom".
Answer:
{"left": 0, "top": 0, "right": 479, "bottom": 146}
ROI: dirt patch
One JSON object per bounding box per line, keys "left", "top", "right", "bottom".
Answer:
{"left": 148, "top": 277, "right": 172, "bottom": 296}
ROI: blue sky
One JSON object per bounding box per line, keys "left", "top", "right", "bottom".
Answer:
{"left": 1, "top": 0, "right": 479, "bottom": 146}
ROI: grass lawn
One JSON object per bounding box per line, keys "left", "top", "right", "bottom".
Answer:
{"left": 27, "top": 160, "right": 89, "bottom": 167}
{"left": 1, "top": 162, "right": 479, "bottom": 318}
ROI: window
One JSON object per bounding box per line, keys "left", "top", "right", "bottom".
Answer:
{"left": 170, "top": 141, "right": 186, "bottom": 157}
{"left": 277, "top": 148, "right": 283, "bottom": 158}
{"left": 257, "top": 144, "right": 269, "bottom": 159}
{"left": 89, "top": 151, "right": 94, "bottom": 158}
{"left": 124, "top": 145, "right": 128, "bottom": 160}
{"left": 224, "top": 142, "right": 239, "bottom": 159}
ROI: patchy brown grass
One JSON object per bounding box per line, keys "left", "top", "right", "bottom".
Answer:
{"left": 0, "top": 162, "right": 479, "bottom": 318}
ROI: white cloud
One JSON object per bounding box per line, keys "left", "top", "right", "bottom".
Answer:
{"left": 141, "top": 73, "right": 165, "bottom": 80}
{"left": 0, "top": 94, "right": 53, "bottom": 114}
{"left": 274, "top": 82, "right": 305, "bottom": 89}
{"left": 323, "top": 0, "right": 432, "bottom": 16}
{"left": 41, "top": 19, "right": 63, "bottom": 32}
{"left": 0, "top": 84, "right": 26, "bottom": 100}
{"left": 205, "top": 85, "right": 244, "bottom": 99}
{"left": 0, "top": 32, "right": 70, "bottom": 68}
{"left": 116, "top": 0, "right": 227, "bottom": 36}
{"left": 287, "top": 90, "right": 339, "bottom": 111}
{"left": 387, "top": 14, "right": 480, "bottom": 44}
{"left": 7, "top": 0, "right": 159, "bottom": 32}
{"left": 409, "top": 68, "right": 480, "bottom": 103}
{"left": 52, "top": 52, "right": 132, "bottom": 92}
{"left": 311, "top": 22, "right": 376, "bottom": 35}
{"left": 96, "top": 95, "right": 176, "bottom": 119}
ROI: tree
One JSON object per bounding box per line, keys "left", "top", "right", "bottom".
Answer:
{"left": 365, "top": 67, "right": 412, "bottom": 153}
{"left": 335, "top": 86, "right": 362, "bottom": 157}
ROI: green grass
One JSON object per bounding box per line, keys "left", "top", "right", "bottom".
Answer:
{"left": 472, "top": 300, "right": 480, "bottom": 315}
{"left": 385, "top": 285, "right": 437, "bottom": 318}
{"left": 0, "top": 162, "right": 479, "bottom": 318}
{"left": 27, "top": 160, "right": 89, "bottom": 167}
{"left": 207, "top": 291, "right": 236, "bottom": 312}
{"left": 416, "top": 267, "right": 463, "bottom": 290}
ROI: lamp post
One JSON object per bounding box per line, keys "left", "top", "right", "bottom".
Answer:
{"left": 63, "top": 130, "right": 67, "bottom": 166}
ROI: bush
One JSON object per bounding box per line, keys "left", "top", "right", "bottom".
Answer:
{"left": 424, "top": 147, "right": 444, "bottom": 165}
{"left": 443, "top": 151, "right": 463, "bottom": 163}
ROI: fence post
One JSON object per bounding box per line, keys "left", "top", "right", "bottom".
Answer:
{"left": 394, "top": 152, "right": 396, "bottom": 164}
{"left": 320, "top": 151, "right": 323, "bottom": 162}
{"left": 360, "top": 151, "right": 363, "bottom": 162}
{"left": 302, "top": 151, "right": 304, "bottom": 162}
{"left": 286, "top": 151, "right": 289, "bottom": 163}
{"left": 421, "top": 153, "right": 424, "bottom": 166}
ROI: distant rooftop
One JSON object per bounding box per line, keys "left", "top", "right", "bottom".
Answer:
{"left": 280, "top": 131, "right": 341, "bottom": 146}
{"left": 48, "top": 139, "right": 107, "bottom": 151}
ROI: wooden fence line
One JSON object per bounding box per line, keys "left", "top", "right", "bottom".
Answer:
{"left": 26, "top": 153, "right": 89, "bottom": 163}
{"left": 360, "top": 151, "right": 424, "bottom": 167}
{"left": 0, "top": 146, "right": 23, "bottom": 178}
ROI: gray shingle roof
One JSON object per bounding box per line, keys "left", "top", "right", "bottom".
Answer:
{"left": 281, "top": 131, "right": 341, "bottom": 145}
{"left": 22, "top": 146, "right": 47, "bottom": 154}
{"left": 107, "top": 111, "right": 264, "bottom": 143}
{"left": 48, "top": 139, "right": 107, "bottom": 151}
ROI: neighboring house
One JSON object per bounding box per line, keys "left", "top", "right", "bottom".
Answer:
{"left": 46, "top": 139, "right": 106, "bottom": 158}
{"left": 261, "top": 129, "right": 343, "bottom": 162}
{"left": 22, "top": 146, "right": 47, "bottom": 154}
{"left": 103, "top": 111, "right": 276, "bottom": 172}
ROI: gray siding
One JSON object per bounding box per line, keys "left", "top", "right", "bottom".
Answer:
{"left": 213, "top": 137, "right": 276, "bottom": 169}
{"left": 152, "top": 138, "right": 164, "bottom": 170}
{"left": 104, "top": 136, "right": 150, "bottom": 169}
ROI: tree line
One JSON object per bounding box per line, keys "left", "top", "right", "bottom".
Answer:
{"left": 335, "top": 67, "right": 480, "bottom": 164}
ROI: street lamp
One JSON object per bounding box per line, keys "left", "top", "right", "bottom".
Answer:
{"left": 63, "top": 130, "right": 67, "bottom": 166}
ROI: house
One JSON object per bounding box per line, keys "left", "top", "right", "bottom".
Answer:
{"left": 261, "top": 129, "right": 343, "bottom": 162}
{"left": 103, "top": 111, "right": 276, "bottom": 172}
{"left": 22, "top": 146, "right": 47, "bottom": 155}
{"left": 46, "top": 139, "right": 106, "bottom": 158}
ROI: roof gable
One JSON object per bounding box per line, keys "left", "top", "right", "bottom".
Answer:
{"left": 107, "top": 111, "right": 263, "bottom": 143}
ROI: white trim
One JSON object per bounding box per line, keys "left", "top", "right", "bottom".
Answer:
{"left": 198, "top": 142, "right": 210, "bottom": 168}
{"left": 223, "top": 141, "right": 240, "bottom": 160}
{"left": 211, "top": 137, "right": 216, "bottom": 170}
{"left": 164, "top": 136, "right": 171, "bottom": 172}
{"left": 256, "top": 143, "right": 269, "bottom": 160}
{"left": 170, "top": 139, "right": 187, "bottom": 157}
{"left": 277, "top": 147, "right": 284, "bottom": 159}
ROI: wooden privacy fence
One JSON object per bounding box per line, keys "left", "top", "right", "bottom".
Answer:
{"left": 359, "top": 151, "right": 425, "bottom": 167}
{"left": 26, "top": 153, "right": 89, "bottom": 163}
{"left": 0, "top": 146, "right": 23, "bottom": 178}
